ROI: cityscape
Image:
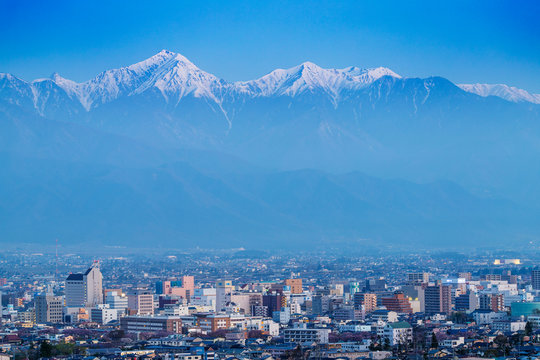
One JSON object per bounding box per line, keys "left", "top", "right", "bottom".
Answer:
{"left": 1, "top": 249, "right": 540, "bottom": 359}
{"left": 2, "top": 1, "right": 540, "bottom": 359}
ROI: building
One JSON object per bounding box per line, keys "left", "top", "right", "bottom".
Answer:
{"left": 491, "top": 320, "right": 526, "bottom": 332}
{"left": 120, "top": 315, "right": 182, "bottom": 333}
{"left": 65, "top": 261, "right": 103, "bottom": 308}
{"left": 282, "top": 323, "right": 330, "bottom": 344}
{"left": 273, "top": 307, "right": 291, "bottom": 324}
{"left": 191, "top": 288, "right": 216, "bottom": 308}
{"left": 35, "top": 294, "right": 63, "bottom": 324}
{"left": 532, "top": 270, "right": 540, "bottom": 290}
{"left": 198, "top": 314, "right": 231, "bottom": 332}
{"left": 155, "top": 276, "right": 195, "bottom": 300}
{"left": 371, "top": 309, "right": 398, "bottom": 323}
{"left": 128, "top": 289, "right": 154, "bottom": 315}
{"left": 458, "top": 272, "right": 472, "bottom": 281}
{"left": 479, "top": 293, "right": 504, "bottom": 312}
{"left": 105, "top": 291, "right": 128, "bottom": 314}
{"left": 381, "top": 293, "right": 413, "bottom": 313}
{"left": 472, "top": 309, "right": 508, "bottom": 325}
{"left": 382, "top": 322, "right": 413, "bottom": 346}
{"left": 511, "top": 302, "right": 540, "bottom": 317}
{"left": 263, "top": 293, "right": 285, "bottom": 315}
{"left": 455, "top": 292, "right": 478, "bottom": 311}
{"left": 423, "top": 284, "right": 452, "bottom": 315}
{"left": 349, "top": 282, "right": 362, "bottom": 296}
{"left": 354, "top": 293, "right": 377, "bottom": 313}
{"left": 365, "top": 279, "right": 387, "bottom": 292}
{"left": 484, "top": 274, "right": 502, "bottom": 281}
{"left": 284, "top": 279, "right": 303, "bottom": 294}
{"left": 312, "top": 294, "right": 329, "bottom": 315}
{"left": 407, "top": 273, "right": 429, "bottom": 284}
{"left": 215, "top": 280, "right": 233, "bottom": 312}
{"left": 90, "top": 304, "right": 118, "bottom": 324}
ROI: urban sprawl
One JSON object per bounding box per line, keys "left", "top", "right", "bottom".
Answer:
{"left": 1, "top": 250, "right": 540, "bottom": 360}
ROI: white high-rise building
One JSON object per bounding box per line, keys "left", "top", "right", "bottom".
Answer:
{"left": 65, "top": 261, "right": 103, "bottom": 308}
{"left": 216, "top": 280, "right": 233, "bottom": 313}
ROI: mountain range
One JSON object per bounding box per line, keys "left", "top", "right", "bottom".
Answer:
{"left": 1, "top": 50, "right": 540, "bottom": 249}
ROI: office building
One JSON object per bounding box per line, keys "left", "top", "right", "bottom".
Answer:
{"left": 65, "top": 261, "right": 103, "bottom": 308}
{"left": 407, "top": 273, "right": 429, "bottom": 284}
{"left": 479, "top": 294, "right": 504, "bottom": 312}
{"left": 455, "top": 292, "right": 478, "bottom": 311}
{"left": 120, "top": 315, "right": 182, "bottom": 333}
{"left": 35, "top": 294, "right": 63, "bottom": 324}
{"left": 381, "top": 292, "right": 413, "bottom": 313}
{"left": 215, "top": 280, "right": 233, "bottom": 313}
{"left": 354, "top": 293, "right": 377, "bottom": 313}
{"left": 128, "top": 289, "right": 154, "bottom": 315}
{"left": 284, "top": 279, "right": 303, "bottom": 294}
{"left": 90, "top": 304, "right": 118, "bottom": 324}
{"left": 424, "top": 284, "right": 452, "bottom": 314}
{"left": 532, "top": 270, "right": 540, "bottom": 290}
{"left": 105, "top": 291, "right": 128, "bottom": 314}
{"left": 283, "top": 323, "right": 330, "bottom": 344}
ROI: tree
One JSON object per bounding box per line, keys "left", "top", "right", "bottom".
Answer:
{"left": 383, "top": 337, "right": 391, "bottom": 350}
{"left": 430, "top": 333, "right": 438, "bottom": 349}
{"left": 39, "top": 341, "right": 53, "bottom": 358}
{"left": 525, "top": 321, "right": 533, "bottom": 336}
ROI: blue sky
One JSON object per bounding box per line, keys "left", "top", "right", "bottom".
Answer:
{"left": 1, "top": 0, "right": 539, "bottom": 92}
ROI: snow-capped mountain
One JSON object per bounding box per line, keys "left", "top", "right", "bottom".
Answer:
{"left": 48, "top": 50, "right": 228, "bottom": 110}
{"left": 3, "top": 50, "right": 539, "bottom": 120}
{"left": 3, "top": 50, "right": 540, "bottom": 248}
{"left": 458, "top": 83, "right": 540, "bottom": 104}
{"left": 1, "top": 50, "right": 404, "bottom": 114}
{"left": 234, "top": 61, "right": 400, "bottom": 102}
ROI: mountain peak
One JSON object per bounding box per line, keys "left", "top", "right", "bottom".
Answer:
{"left": 234, "top": 62, "right": 400, "bottom": 99}
{"left": 458, "top": 83, "right": 540, "bottom": 104}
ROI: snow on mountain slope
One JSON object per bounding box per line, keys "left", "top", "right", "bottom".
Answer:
{"left": 4, "top": 50, "right": 540, "bottom": 119}
{"left": 51, "top": 49, "right": 228, "bottom": 110}
{"left": 458, "top": 83, "right": 540, "bottom": 104}
{"left": 234, "top": 61, "right": 400, "bottom": 102}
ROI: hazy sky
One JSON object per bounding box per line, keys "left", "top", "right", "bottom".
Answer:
{"left": 1, "top": 0, "right": 539, "bottom": 92}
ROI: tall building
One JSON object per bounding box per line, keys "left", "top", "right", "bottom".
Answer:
{"left": 215, "top": 280, "right": 233, "bottom": 312}
{"left": 532, "top": 270, "right": 540, "bottom": 290}
{"left": 479, "top": 293, "right": 504, "bottom": 312}
{"left": 284, "top": 279, "right": 303, "bottom": 294}
{"left": 35, "top": 294, "right": 63, "bottom": 324}
{"left": 263, "top": 293, "right": 285, "bottom": 314}
{"left": 312, "top": 294, "right": 329, "bottom": 315}
{"left": 65, "top": 261, "right": 103, "bottom": 308}
{"left": 424, "top": 284, "right": 452, "bottom": 314}
{"left": 127, "top": 289, "right": 154, "bottom": 315}
{"left": 455, "top": 292, "right": 478, "bottom": 311}
{"left": 381, "top": 293, "right": 413, "bottom": 313}
{"left": 354, "top": 293, "right": 377, "bottom": 313}
{"left": 407, "top": 273, "right": 429, "bottom": 284}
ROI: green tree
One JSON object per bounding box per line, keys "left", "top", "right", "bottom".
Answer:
{"left": 525, "top": 321, "right": 533, "bottom": 336}
{"left": 430, "top": 333, "right": 438, "bottom": 349}
{"left": 39, "top": 341, "right": 53, "bottom": 358}
{"left": 383, "top": 337, "right": 391, "bottom": 350}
